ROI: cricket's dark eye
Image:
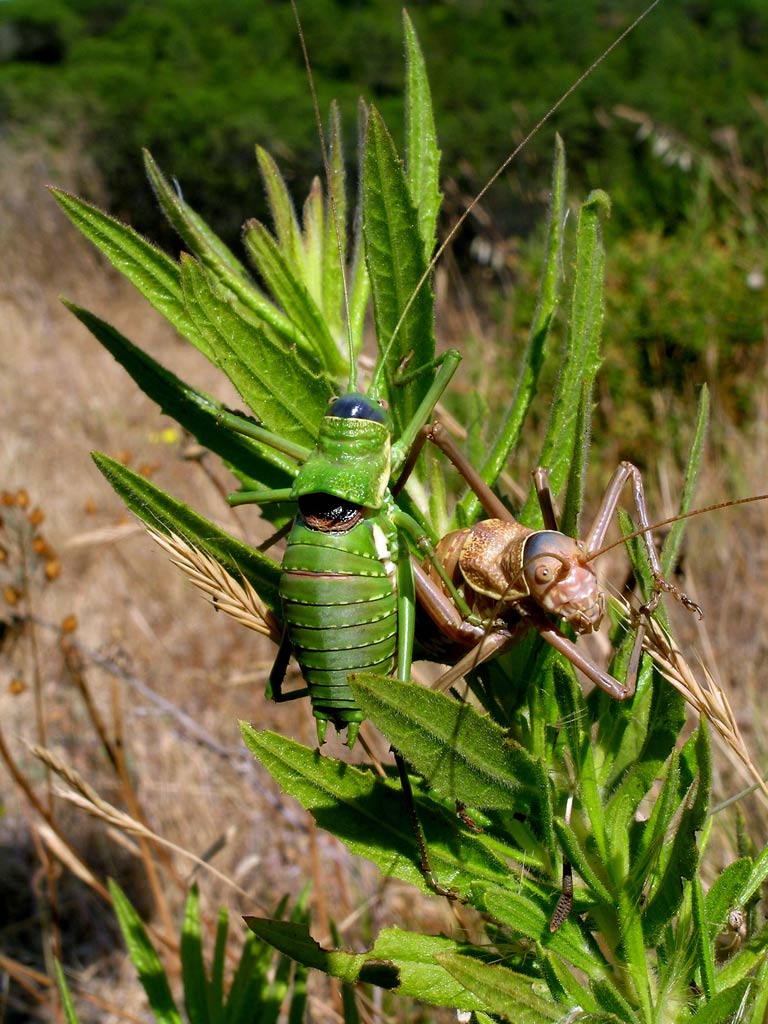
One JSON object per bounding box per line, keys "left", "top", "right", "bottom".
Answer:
{"left": 327, "top": 393, "right": 388, "bottom": 424}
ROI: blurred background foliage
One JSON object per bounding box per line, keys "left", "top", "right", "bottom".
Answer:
{"left": 2, "top": 0, "right": 767, "bottom": 459}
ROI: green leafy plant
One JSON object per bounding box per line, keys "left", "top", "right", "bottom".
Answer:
{"left": 55, "top": 883, "right": 309, "bottom": 1023}
{"left": 53, "top": 11, "right": 768, "bottom": 1022}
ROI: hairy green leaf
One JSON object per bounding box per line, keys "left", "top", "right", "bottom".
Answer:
{"left": 244, "top": 921, "right": 486, "bottom": 1012}
{"left": 92, "top": 454, "right": 281, "bottom": 613}
{"left": 363, "top": 106, "right": 434, "bottom": 432}
{"left": 241, "top": 726, "right": 509, "bottom": 896}
{"left": 180, "top": 255, "right": 333, "bottom": 446}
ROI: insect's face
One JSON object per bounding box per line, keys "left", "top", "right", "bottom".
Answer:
{"left": 327, "top": 393, "right": 391, "bottom": 430}
{"left": 522, "top": 531, "right": 604, "bottom": 634}
{"left": 291, "top": 392, "right": 393, "bottom": 510}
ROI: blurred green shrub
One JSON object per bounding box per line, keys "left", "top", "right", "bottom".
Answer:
{"left": 2, "top": 0, "right": 767, "bottom": 244}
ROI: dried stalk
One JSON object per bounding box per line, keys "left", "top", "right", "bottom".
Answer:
{"left": 31, "top": 745, "right": 261, "bottom": 905}
{"left": 639, "top": 612, "right": 768, "bottom": 799}
{"left": 146, "top": 528, "right": 281, "bottom": 642}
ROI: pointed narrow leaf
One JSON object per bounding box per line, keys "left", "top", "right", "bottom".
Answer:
{"left": 51, "top": 188, "right": 210, "bottom": 358}
{"left": 472, "top": 883, "right": 608, "bottom": 980}
{"left": 180, "top": 885, "right": 209, "bottom": 1024}
{"left": 65, "top": 302, "right": 298, "bottom": 488}
{"left": 92, "top": 454, "right": 281, "bottom": 613}
{"left": 109, "top": 880, "right": 182, "bottom": 1024}
{"left": 560, "top": 379, "right": 591, "bottom": 538}
{"left": 692, "top": 873, "right": 715, "bottom": 999}
{"left": 241, "top": 726, "right": 509, "bottom": 895}
{"left": 348, "top": 99, "right": 371, "bottom": 349}
{"left": 244, "top": 920, "right": 486, "bottom": 1012}
{"left": 363, "top": 106, "right": 434, "bottom": 432}
{"left": 661, "top": 383, "right": 709, "bottom": 576}
{"left": 322, "top": 102, "right": 348, "bottom": 344}
{"left": 349, "top": 675, "right": 550, "bottom": 822}
{"left": 590, "top": 978, "right": 640, "bottom": 1022}
{"left": 460, "top": 135, "right": 567, "bottom": 524}
{"left": 143, "top": 149, "right": 251, "bottom": 283}
{"left": 553, "top": 816, "right": 612, "bottom": 904}
{"left": 715, "top": 919, "right": 768, "bottom": 992}
{"left": 302, "top": 177, "right": 324, "bottom": 306}
{"left": 181, "top": 255, "right": 333, "bottom": 446}
{"left": 435, "top": 952, "right": 560, "bottom": 1023}
{"left": 143, "top": 150, "right": 307, "bottom": 350}
{"left": 642, "top": 726, "right": 710, "bottom": 943}
{"left": 54, "top": 962, "right": 81, "bottom": 1024}
{"left": 704, "top": 858, "right": 752, "bottom": 936}
{"left": 256, "top": 145, "right": 306, "bottom": 273}
{"left": 688, "top": 980, "right": 754, "bottom": 1023}
{"left": 209, "top": 910, "right": 227, "bottom": 1022}
{"left": 521, "top": 190, "right": 609, "bottom": 524}
{"left": 403, "top": 10, "right": 441, "bottom": 257}
{"left": 242, "top": 221, "right": 344, "bottom": 377}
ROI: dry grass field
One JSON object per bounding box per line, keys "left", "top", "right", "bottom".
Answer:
{"left": 2, "top": 140, "right": 767, "bottom": 1021}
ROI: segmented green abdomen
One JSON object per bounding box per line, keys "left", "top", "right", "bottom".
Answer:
{"left": 280, "top": 515, "right": 398, "bottom": 738}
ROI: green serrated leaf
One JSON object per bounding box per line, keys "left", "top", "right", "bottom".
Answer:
{"left": 461, "top": 134, "right": 567, "bottom": 525}
{"left": 241, "top": 726, "right": 509, "bottom": 896}
{"left": 92, "top": 453, "right": 281, "bottom": 614}
{"left": 209, "top": 910, "right": 227, "bottom": 1024}
{"left": 180, "top": 254, "right": 333, "bottom": 446}
{"left": 321, "top": 102, "right": 349, "bottom": 345}
{"left": 715, "top": 919, "right": 768, "bottom": 992}
{"left": 143, "top": 149, "right": 252, "bottom": 284}
{"left": 692, "top": 873, "right": 715, "bottom": 1000}
{"left": 642, "top": 726, "right": 710, "bottom": 944}
{"left": 347, "top": 99, "right": 372, "bottom": 348}
{"left": 143, "top": 149, "right": 307, "bottom": 352}
{"left": 403, "top": 10, "right": 441, "bottom": 258}
{"left": 688, "top": 979, "right": 754, "bottom": 1022}
{"left": 256, "top": 145, "right": 306, "bottom": 274}
{"left": 553, "top": 817, "right": 612, "bottom": 904}
{"left": 244, "top": 920, "right": 487, "bottom": 1012}
{"left": 363, "top": 106, "right": 434, "bottom": 432}
{"left": 589, "top": 977, "right": 640, "bottom": 1022}
{"left": 560, "top": 379, "right": 591, "bottom": 538}
{"left": 242, "top": 219, "right": 345, "bottom": 378}
{"left": 435, "top": 952, "right": 560, "bottom": 1023}
{"left": 301, "top": 176, "right": 324, "bottom": 307}
{"left": 51, "top": 188, "right": 210, "bottom": 358}
{"left": 349, "top": 675, "right": 548, "bottom": 813}
{"left": 109, "top": 880, "right": 182, "bottom": 1024}
{"left": 704, "top": 858, "right": 752, "bottom": 936}
{"left": 522, "top": 189, "right": 609, "bottom": 524}
{"left": 472, "top": 884, "right": 607, "bottom": 981}
{"left": 661, "top": 383, "right": 709, "bottom": 577}
{"left": 65, "top": 301, "right": 298, "bottom": 491}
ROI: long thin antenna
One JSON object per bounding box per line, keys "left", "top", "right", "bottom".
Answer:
{"left": 290, "top": 0, "right": 357, "bottom": 390}
{"left": 375, "top": 0, "right": 664, "bottom": 377}
{"left": 587, "top": 492, "right": 768, "bottom": 562}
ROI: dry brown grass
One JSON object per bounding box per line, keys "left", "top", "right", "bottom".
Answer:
{"left": 2, "top": 138, "right": 767, "bottom": 1022}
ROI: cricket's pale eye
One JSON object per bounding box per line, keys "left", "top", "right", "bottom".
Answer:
{"left": 531, "top": 557, "right": 563, "bottom": 586}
